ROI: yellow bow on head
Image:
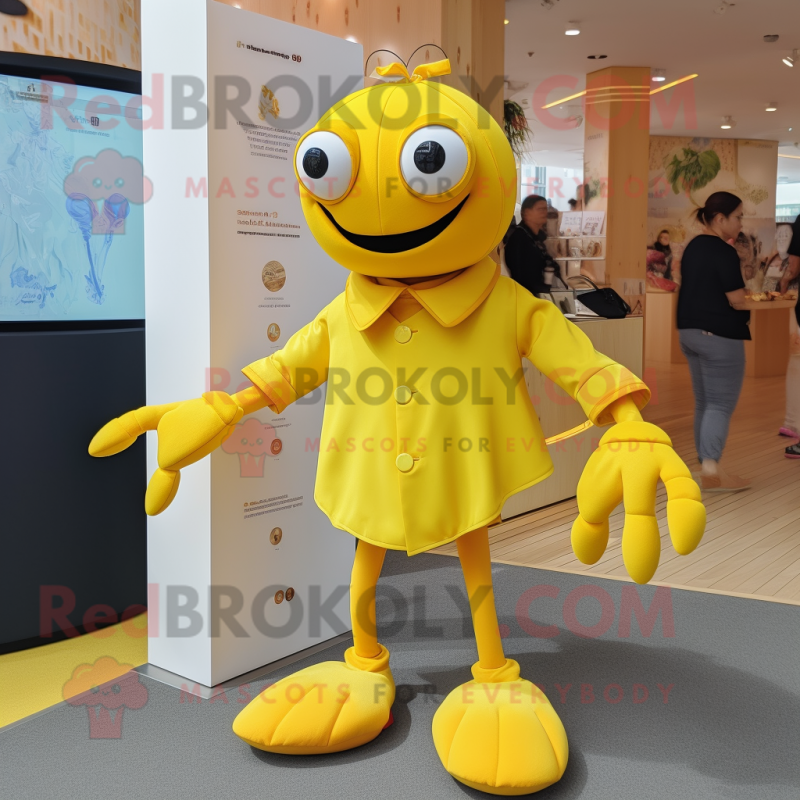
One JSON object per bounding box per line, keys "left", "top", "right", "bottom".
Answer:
{"left": 371, "top": 59, "right": 451, "bottom": 83}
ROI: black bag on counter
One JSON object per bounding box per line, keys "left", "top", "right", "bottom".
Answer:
{"left": 566, "top": 276, "right": 631, "bottom": 319}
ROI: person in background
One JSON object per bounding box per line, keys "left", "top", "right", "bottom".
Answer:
{"left": 653, "top": 229, "right": 673, "bottom": 279}
{"left": 504, "top": 194, "right": 564, "bottom": 297}
{"left": 778, "top": 213, "right": 800, "bottom": 457}
{"left": 677, "top": 191, "right": 752, "bottom": 491}
{"left": 762, "top": 223, "right": 794, "bottom": 292}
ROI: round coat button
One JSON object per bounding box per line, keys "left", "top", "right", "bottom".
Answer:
{"left": 395, "top": 453, "right": 414, "bottom": 472}
{"left": 394, "top": 325, "right": 412, "bottom": 343}
{"left": 394, "top": 386, "right": 413, "bottom": 404}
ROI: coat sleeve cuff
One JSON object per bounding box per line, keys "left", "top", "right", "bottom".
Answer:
{"left": 241, "top": 358, "right": 297, "bottom": 415}
{"left": 575, "top": 365, "right": 651, "bottom": 427}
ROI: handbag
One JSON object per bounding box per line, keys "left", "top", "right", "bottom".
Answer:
{"left": 565, "top": 275, "right": 631, "bottom": 319}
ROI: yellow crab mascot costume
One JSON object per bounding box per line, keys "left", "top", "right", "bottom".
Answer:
{"left": 89, "top": 56, "right": 706, "bottom": 795}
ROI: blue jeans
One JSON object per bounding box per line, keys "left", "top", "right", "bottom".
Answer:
{"left": 679, "top": 328, "right": 745, "bottom": 463}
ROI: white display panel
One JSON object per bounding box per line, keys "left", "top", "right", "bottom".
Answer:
{"left": 0, "top": 74, "right": 145, "bottom": 321}
{"left": 143, "top": 0, "right": 362, "bottom": 686}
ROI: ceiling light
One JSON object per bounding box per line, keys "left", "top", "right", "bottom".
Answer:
{"left": 764, "top": 34, "right": 779, "bottom": 43}
{"left": 766, "top": 102, "right": 778, "bottom": 111}
{"left": 0, "top": 0, "right": 28, "bottom": 14}
{"left": 504, "top": 19, "right": 509, "bottom": 24}
{"left": 783, "top": 49, "right": 798, "bottom": 67}
{"left": 651, "top": 69, "right": 666, "bottom": 82}
{"left": 720, "top": 115, "right": 735, "bottom": 130}
{"left": 565, "top": 22, "right": 580, "bottom": 35}
{"left": 346, "top": 36, "right": 357, "bottom": 42}
{"left": 587, "top": 54, "right": 608, "bottom": 60}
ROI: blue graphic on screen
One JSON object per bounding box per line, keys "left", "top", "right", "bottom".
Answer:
{"left": 0, "top": 74, "right": 145, "bottom": 321}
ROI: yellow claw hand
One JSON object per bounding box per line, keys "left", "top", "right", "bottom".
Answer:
{"left": 572, "top": 421, "right": 706, "bottom": 584}
{"left": 88, "top": 392, "right": 245, "bottom": 516}
{"left": 88, "top": 401, "right": 182, "bottom": 457}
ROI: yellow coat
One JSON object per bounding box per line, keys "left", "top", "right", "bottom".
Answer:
{"left": 243, "top": 258, "right": 649, "bottom": 555}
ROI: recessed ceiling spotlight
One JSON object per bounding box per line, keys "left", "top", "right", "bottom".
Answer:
{"left": 720, "top": 115, "right": 736, "bottom": 130}
{"left": 504, "top": 19, "right": 509, "bottom": 24}
{"left": 587, "top": 54, "right": 608, "bottom": 60}
{"left": 766, "top": 102, "right": 778, "bottom": 112}
{"left": 651, "top": 68, "right": 666, "bottom": 82}
{"left": 783, "top": 49, "right": 798, "bottom": 67}
{"left": 0, "top": 0, "right": 28, "bottom": 13}
{"left": 565, "top": 21, "right": 580, "bottom": 35}
{"left": 764, "top": 34, "right": 779, "bottom": 43}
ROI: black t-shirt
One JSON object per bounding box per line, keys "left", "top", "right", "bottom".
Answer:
{"left": 677, "top": 234, "right": 751, "bottom": 340}
{"left": 789, "top": 214, "right": 800, "bottom": 326}
{"left": 504, "top": 224, "right": 562, "bottom": 297}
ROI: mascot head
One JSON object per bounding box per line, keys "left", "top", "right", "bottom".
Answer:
{"left": 293, "top": 59, "right": 516, "bottom": 278}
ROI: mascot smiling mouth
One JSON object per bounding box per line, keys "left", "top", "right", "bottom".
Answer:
{"left": 319, "top": 195, "right": 469, "bottom": 254}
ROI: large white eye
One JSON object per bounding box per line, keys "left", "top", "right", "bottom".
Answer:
{"left": 295, "top": 131, "right": 353, "bottom": 201}
{"left": 400, "top": 125, "right": 469, "bottom": 196}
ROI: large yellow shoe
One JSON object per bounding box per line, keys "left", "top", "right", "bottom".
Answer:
{"left": 432, "top": 659, "right": 568, "bottom": 795}
{"left": 232, "top": 645, "right": 394, "bottom": 755}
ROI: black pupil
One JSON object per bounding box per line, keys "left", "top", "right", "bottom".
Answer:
{"left": 413, "top": 141, "right": 445, "bottom": 174}
{"left": 303, "top": 148, "right": 328, "bottom": 179}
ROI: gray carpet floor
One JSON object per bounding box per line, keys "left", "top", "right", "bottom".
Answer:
{"left": 2, "top": 550, "right": 800, "bottom": 800}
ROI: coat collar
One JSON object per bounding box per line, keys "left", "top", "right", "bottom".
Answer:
{"left": 345, "top": 257, "right": 500, "bottom": 331}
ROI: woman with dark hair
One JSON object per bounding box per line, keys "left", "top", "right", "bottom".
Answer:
{"left": 504, "top": 194, "right": 564, "bottom": 297}
{"left": 677, "top": 191, "right": 751, "bottom": 491}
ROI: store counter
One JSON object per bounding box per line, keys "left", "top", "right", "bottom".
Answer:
{"left": 741, "top": 299, "right": 794, "bottom": 378}
{"left": 502, "top": 316, "right": 643, "bottom": 519}
{"left": 645, "top": 290, "right": 792, "bottom": 377}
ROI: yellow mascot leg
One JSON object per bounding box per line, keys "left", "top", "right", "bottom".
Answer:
{"left": 232, "top": 540, "right": 395, "bottom": 754}
{"left": 432, "top": 527, "right": 568, "bottom": 795}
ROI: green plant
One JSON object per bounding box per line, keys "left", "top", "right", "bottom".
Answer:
{"left": 665, "top": 147, "right": 721, "bottom": 197}
{"left": 503, "top": 100, "right": 532, "bottom": 160}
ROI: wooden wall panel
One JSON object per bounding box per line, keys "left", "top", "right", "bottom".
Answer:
{"left": 441, "top": 0, "right": 503, "bottom": 124}
{"left": 0, "top": 0, "right": 141, "bottom": 69}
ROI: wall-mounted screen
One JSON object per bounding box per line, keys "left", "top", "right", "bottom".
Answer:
{"left": 0, "top": 72, "right": 144, "bottom": 321}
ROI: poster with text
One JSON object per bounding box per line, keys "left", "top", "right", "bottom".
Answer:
{"left": 206, "top": 0, "right": 362, "bottom": 677}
